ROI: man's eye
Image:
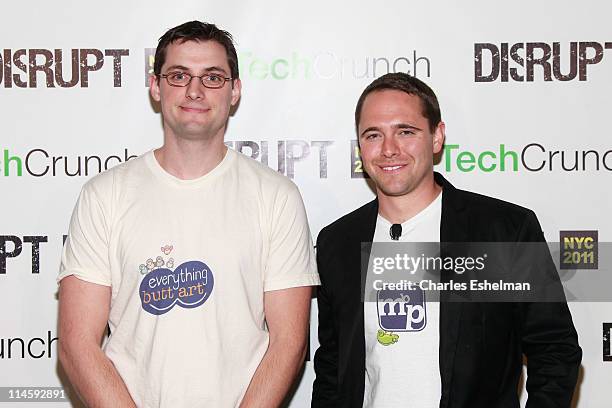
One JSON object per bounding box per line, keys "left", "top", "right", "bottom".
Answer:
{"left": 400, "top": 130, "right": 415, "bottom": 136}
{"left": 206, "top": 74, "right": 223, "bottom": 82}
{"left": 170, "top": 73, "right": 187, "bottom": 81}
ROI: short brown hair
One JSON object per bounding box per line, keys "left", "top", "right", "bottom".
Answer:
{"left": 154, "top": 21, "right": 239, "bottom": 80}
{"left": 355, "top": 73, "right": 441, "bottom": 132}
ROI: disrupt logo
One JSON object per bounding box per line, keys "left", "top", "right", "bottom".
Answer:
{"left": 225, "top": 140, "right": 333, "bottom": 179}
{"left": 474, "top": 42, "right": 612, "bottom": 82}
{"left": 0, "top": 234, "right": 71, "bottom": 275}
{"left": 0, "top": 48, "right": 129, "bottom": 88}
{"left": 442, "top": 143, "right": 612, "bottom": 172}
{"left": 0, "top": 235, "right": 47, "bottom": 274}
{"left": 0, "top": 148, "right": 137, "bottom": 177}
{"left": 144, "top": 48, "right": 431, "bottom": 85}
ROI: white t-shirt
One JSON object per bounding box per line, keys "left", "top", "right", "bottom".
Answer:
{"left": 363, "top": 192, "right": 442, "bottom": 408}
{"left": 58, "top": 148, "right": 320, "bottom": 408}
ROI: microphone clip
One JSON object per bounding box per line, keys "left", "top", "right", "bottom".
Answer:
{"left": 390, "top": 224, "right": 402, "bottom": 241}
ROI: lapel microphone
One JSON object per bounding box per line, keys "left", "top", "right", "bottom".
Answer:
{"left": 390, "top": 224, "right": 402, "bottom": 241}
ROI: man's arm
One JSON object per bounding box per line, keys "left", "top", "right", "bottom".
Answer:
{"left": 517, "top": 211, "right": 582, "bottom": 408}
{"left": 58, "top": 276, "right": 136, "bottom": 408}
{"left": 239, "top": 286, "right": 311, "bottom": 408}
{"left": 520, "top": 301, "right": 582, "bottom": 407}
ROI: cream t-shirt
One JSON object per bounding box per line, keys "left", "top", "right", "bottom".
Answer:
{"left": 58, "top": 148, "right": 320, "bottom": 407}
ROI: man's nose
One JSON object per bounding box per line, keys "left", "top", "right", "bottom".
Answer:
{"left": 186, "top": 77, "right": 206, "bottom": 100}
{"left": 381, "top": 135, "right": 399, "bottom": 157}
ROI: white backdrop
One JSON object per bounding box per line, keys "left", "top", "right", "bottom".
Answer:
{"left": 1, "top": 0, "right": 611, "bottom": 406}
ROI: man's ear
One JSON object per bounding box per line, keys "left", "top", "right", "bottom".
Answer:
{"left": 149, "top": 74, "right": 161, "bottom": 102}
{"left": 433, "top": 121, "right": 446, "bottom": 154}
{"left": 230, "top": 78, "right": 242, "bottom": 106}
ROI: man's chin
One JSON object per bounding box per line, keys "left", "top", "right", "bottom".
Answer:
{"left": 173, "top": 124, "right": 220, "bottom": 140}
{"left": 376, "top": 184, "right": 415, "bottom": 198}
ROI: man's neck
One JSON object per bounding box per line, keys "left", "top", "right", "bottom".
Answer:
{"left": 154, "top": 136, "right": 227, "bottom": 180}
{"left": 377, "top": 177, "right": 442, "bottom": 224}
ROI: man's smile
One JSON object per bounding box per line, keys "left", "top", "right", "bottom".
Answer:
{"left": 179, "top": 105, "right": 210, "bottom": 113}
{"left": 378, "top": 164, "right": 407, "bottom": 172}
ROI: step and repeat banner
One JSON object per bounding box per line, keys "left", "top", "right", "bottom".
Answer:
{"left": 1, "top": 0, "right": 610, "bottom": 406}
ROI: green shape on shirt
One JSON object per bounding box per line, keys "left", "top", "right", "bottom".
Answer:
{"left": 377, "top": 329, "right": 399, "bottom": 346}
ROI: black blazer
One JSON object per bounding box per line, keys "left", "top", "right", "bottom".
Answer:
{"left": 312, "top": 173, "right": 581, "bottom": 408}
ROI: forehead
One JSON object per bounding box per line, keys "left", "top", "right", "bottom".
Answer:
{"left": 359, "top": 90, "right": 426, "bottom": 126}
{"left": 162, "top": 40, "right": 230, "bottom": 72}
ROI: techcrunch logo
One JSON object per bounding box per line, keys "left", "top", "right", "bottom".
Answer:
{"left": 144, "top": 48, "right": 431, "bottom": 85}
{"left": 238, "top": 50, "right": 431, "bottom": 80}
{"left": 0, "top": 331, "right": 57, "bottom": 359}
{"left": 0, "top": 148, "right": 136, "bottom": 177}
{"left": 442, "top": 143, "right": 612, "bottom": 172}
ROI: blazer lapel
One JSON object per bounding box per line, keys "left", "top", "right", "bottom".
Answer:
{"left": 435, "top": 173, "right": 469, "bottom": 408}
{"left": 358, "top": 200, "right": 379, "bottom": 303}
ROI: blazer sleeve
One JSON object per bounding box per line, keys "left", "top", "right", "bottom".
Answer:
{"left": 517, "top": 211, "right": 582, "bottom": 408}
{"left": 311, "top": 228, "right": 340, "bottom": 407}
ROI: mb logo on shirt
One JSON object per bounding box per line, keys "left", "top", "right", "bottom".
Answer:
{"left": 377, "top": 289, "right": 426, "bottom": 332}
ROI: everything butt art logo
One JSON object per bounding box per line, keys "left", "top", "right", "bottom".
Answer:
{"left": 138, "top": 245, "right": 214, "bottom": 316}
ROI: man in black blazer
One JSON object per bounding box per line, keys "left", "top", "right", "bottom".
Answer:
{"left": 312, "top": 73, "right": 581, "bottom": 408}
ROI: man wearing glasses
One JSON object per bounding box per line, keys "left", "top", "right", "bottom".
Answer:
{"left": 58, "top": 21, "right": 319, "bottom": 407}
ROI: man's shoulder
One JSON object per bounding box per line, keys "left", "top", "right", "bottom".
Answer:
{"left": 80, "top": 153, "right": 148, "bottom": 197}
{"left": 232, "top": 149, "right": 297, "bottom": 193}
{"left": 318, "top": 199, "right": 376, "bottom": 241}
{"left": 448, "top": 184, "right": 543, "bottom": 240}
{"left": 453, "top": 186, "right": 534, "bottom": 219}
{"left": 437, "top": 172, "right": 535, "bottom": 221}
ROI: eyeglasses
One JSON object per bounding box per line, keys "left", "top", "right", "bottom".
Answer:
{"left": 159, "top": 72, "right": 233, "bottom": 88}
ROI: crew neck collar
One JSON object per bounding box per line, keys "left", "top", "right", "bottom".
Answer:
{"left": 145, "top": 148, "right": 235, "bottom": 188}
{"left": 378, "top": 190, "right": 443, "bottom": 229}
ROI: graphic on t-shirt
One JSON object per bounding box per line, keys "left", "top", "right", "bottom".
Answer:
{"left": 377, "top": 330, "right": 399, "bottom": 346}
{"left": 139, "top": 245, "right": 175, "bottom": 274}
{"left": 138, "top": 245, "right": 214, "bottom": 316}
{"left": 377, "top": 289, "right": 426, "bottom": 332}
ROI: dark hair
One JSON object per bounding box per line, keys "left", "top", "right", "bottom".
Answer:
{"left": 355, "top": 73, "right": 441, "bottom": 132}
{"left": 154, "top": 21, "right": 239, "bottom": 80}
